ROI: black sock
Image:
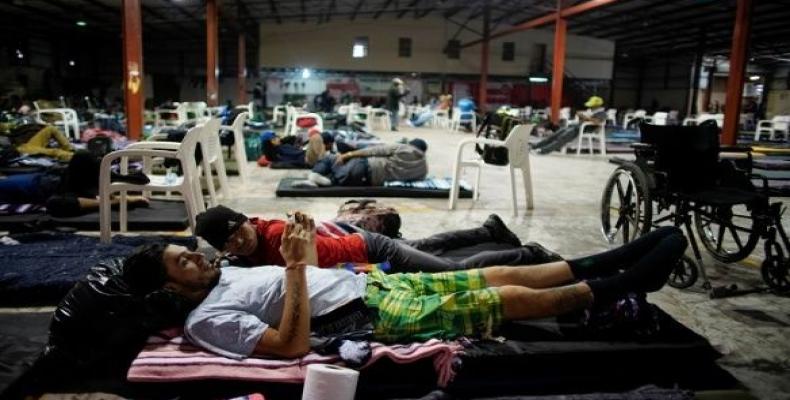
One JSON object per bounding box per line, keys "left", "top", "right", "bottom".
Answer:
{"left": 568, "top": 226, "right": 683, "bottom": 279}
{"left": 585, "top": 232, "right": 687, "bottom": 303}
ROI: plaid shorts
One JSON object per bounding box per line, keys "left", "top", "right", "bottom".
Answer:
{"left": 364, "top": 268, "right": 503, "bottom": 342}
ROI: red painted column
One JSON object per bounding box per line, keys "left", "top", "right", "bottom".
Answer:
{"left": 206, "top": 0, "right": 219, "bottom": 106}
{"left": 722, "top": 0, "right": 753, "bottom": 145}
{"left": 238, "top": 34, "right": 247, "bottom": 105}
{"left": 550, "top": 16, "right": 567, "bottom": 124}
{"left": 122, "top": 0, "right": 144, "bottom": 140}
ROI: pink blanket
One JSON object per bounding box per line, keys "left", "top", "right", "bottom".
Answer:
{"left": 127, "top": 329, "right": 462, "bottom": 387}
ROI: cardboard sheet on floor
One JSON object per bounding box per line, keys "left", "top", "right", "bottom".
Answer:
{"left": 276, "top": 178, "right": 474, "bottom": 198}
{"left": 0, "top": 199, "right": 190, "bottom": 232}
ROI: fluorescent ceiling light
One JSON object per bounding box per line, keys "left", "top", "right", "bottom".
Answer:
{"left": 301, "top": 68, "right": 311, "bottom": 79}
{"left": 749, "top": 75, "right": 760, "bottom": 81}
{"left": 76, "top": 20, "right": 87, "bottom": 27}
{"left": 529, "top": 76, "right": 548, "bottom": 83}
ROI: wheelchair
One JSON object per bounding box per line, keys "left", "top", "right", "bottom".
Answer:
{"left": 600, "top": 122, "right": 790, "bottom": 297}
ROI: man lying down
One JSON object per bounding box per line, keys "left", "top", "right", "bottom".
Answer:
{"left": 123, "top": 212, "right": 687, "bottom": 359}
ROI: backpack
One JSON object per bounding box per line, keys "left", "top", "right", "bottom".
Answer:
{"left": 475, "top": 112, "right": 521, "bottom": 166}
{"left": 335, "top": 199, "right": 402, "bottom": 238}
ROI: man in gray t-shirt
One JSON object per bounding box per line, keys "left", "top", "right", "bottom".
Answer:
{"left": 122, "top": 212, "right": 684, "bottom": 360}
{"left": 309, "top": 139, "right": 428, "bottom": 187}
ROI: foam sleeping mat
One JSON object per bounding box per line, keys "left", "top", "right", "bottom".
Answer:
{"left": 0, "top": 200, "right": 190, "bottom": 232}
{"left": 276, "top": 178, "right": 474, "bottom": 198}
{"left": 5, "top": 306, "right": 736, "bottom": 400}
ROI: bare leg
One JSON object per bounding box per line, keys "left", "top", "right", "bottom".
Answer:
{"left": 481, "top": 261, "right": 575, "bottom": 289}
{"left": 498, "top": 282, "right": 593, "bottom": 320}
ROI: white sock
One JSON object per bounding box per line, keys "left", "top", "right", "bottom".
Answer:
{"left": 308, "top": 172, "right": 332, "bottom": 186}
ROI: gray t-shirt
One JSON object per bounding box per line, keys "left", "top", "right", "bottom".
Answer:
{"left": 355, "top": 144, "right": 428, "bottom": 186}
{"left": 185, "top": 266, "right": 367, "bottom": 359}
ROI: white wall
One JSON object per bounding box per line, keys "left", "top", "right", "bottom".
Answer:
{"left": 258, "top": 17, "right": 614, "bottom": 79}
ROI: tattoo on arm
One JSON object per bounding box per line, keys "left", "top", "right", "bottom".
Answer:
{"left": 286, "top": 282, "right": 301, "bottom": 340}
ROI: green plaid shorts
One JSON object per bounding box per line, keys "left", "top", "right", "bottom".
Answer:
{"left": 364, "top": 268, "right": 503, "bottom": 342}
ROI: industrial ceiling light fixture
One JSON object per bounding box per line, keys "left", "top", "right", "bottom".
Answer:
{"left": 302, "top": 68, "right": 311, "bottom": 79}
{"left": 749, "top": 75, "right": 760, "bottom": 81}
{"left": 76, "top": 20, "right": 87, "bottom": 27}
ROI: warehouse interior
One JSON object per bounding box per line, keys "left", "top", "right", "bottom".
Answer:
{"left": 1, "top": 1, "right": 789, "bottom": 399}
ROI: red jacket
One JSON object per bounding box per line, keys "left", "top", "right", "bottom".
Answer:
{"left": 243, "top": 218, "right": 368, "bottom": 267}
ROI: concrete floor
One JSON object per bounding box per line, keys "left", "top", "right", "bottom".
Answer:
{"left": 2, "top": 125, "right": 788, "bottom": 398}
{"left": 220, "top": 125, "right": 790, "bottom": 400}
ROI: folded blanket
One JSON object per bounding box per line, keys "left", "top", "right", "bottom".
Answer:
{"left": 127, "top": 329, "right": 462, "bottom": 387}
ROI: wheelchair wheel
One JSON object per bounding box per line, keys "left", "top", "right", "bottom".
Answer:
{"left": 668, "top": 255, "right": 698, "bottom": 289}
{"left": 762, "top": 240, "right": 790, "bottom": 294}
{"left": 693, "top": 205, "right": 761, "bottom": 263}
{"left": 601, "top": 163, "right": 652, "bottom": 244}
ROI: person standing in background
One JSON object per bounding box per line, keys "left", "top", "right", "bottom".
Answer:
{"left": 387, "top": 78, "right": 409, "bottom": 131}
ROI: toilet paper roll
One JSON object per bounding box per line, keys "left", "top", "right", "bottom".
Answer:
{"left": 302, "top": 363, "right": 360, "bottom": 400}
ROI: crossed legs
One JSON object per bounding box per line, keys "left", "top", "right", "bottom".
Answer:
{"left": 478, "top": 226, "right": 687, "bottom": 321}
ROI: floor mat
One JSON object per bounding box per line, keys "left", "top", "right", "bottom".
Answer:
{"left": 0, "top": 233, "right": 196, "bottom": 306}
{"left": 276, "top": 178, "right": 474, "bottom": 198}
{"left": 0, "top": 200, "right": 190, "bottom": 232}
{"left": 0, "top": 312, "right": 51, "bottom": 395}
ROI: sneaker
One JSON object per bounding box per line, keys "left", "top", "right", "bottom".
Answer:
{"left": 483, "top": 214, "right": 522, "bottom": 247}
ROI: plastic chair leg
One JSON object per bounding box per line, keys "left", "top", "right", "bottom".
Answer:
{"left": 99, "top": 192, "right": 112, "bottom": 244}
{"left": 474, "top": 166, "right": 482, "bottom": 201}
{"left": 119, "top": 191, "right": 128, "bottom": 233}
{"left": 509, "top": 166, "right": 518, "bottom": 217}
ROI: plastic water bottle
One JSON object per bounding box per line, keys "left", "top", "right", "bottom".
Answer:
{"left": 164, "top": 167, "right": 177, "bottom": 185}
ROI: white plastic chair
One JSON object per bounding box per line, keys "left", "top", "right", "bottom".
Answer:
{"left": 450, "top": 107, "right": 477, "bottom": 133}
{"left": 432, "top": 109, "right": 450, "bottom": 129}
{"left": 99, "top": 125, "right": 208, "bottom": 243}
{"left": 184, "top": 101, "right": 210, "bottom": 123}
{"left": 606, "top": 109, "right": 618, "bottom": 126}
{"left": 288, "top": 112, "right": 324, "bottom": 139}
{"left": 33, "top": 104, "right": 81, "bottom": 141}
{"left": 221, "top": 111, "right": 250, "bottom": 184}
{"left": 756, "top": 115, "right": 790, "bottom": 141}
{"left": 573, "top": 122, "right": 606, "bottom": 155}
{"left": 368, "top": 108, "right": 392, "bottom": 131}
{"left": 560, "top": 107, "right": 579, "bottom": 126}
{"left": 154, "top": 103, "right": 189, "bottom": 128}
{"left": 652, "top": 112, "right": 668, "bottom": 126}
{"left": 449, "top": 124, "right": 535, "bottom": 216}
{"left": 623, "top": 109, "right": 646, "bottom": 129}
{"left": 271, "top": 104, "right": 286, "bottom": 126}
{"left": 201, "top": 118, "right": 229, "bottom": 205}
{"left": 684, "top": 113, "right": 724, "bottom": 128}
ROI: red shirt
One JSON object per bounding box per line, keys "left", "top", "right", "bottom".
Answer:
{"left": 244, "top": 218, "right": 368, "bottom": 267}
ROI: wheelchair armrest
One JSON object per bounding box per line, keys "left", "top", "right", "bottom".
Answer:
{"left": 750, "top": 173, "right": 770, "bottom": 192}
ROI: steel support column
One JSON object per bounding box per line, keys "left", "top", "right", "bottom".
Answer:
{"left": 238, "top": 34, "right": 247, "bottom": 105}
{"left": 550, "top": 13, "right": 567, "bottom": 124}
{"left": 722, "top": 0, "right": 753, "bottom": 145}
{"left": 206, "top": 0, "right": 219, "bottom": 106}
{"left": 122, "top": 0, "right": 143, "bottom": 140}
{"left": 479, "top": 3, "right": 490, "bottom": 112}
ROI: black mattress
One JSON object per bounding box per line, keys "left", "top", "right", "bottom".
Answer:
{"left": 276, "top": 178, "right": 474, "bottom": 198}
{"left": 0, "top": 200, "right": 190, "bottom": 232}
{"left": 3, "top": 307, "right": 737, "bottom": 400}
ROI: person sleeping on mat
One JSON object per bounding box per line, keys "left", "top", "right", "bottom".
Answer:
{"left": 304, "top": 138, "right": 427, "bottom": 187}
{"left": 123, "top": 213, "right": 687, "bottom": 359}
{"left": 195, "top": 205, "right": 561, "bottom": 273}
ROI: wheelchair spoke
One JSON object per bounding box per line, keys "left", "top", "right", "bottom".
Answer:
{"left": 615, "top": 179, "right": 626, "bottom": 203}
{"left": 728, "top": 225, "right": 744, "bottom": 250}
{"left": 716, "top": 224, "right": 726, "bottom": 253}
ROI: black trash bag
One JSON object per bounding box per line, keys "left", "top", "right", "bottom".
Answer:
{"left": 46, "top": 257, "right": 193, "bottom": 377}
